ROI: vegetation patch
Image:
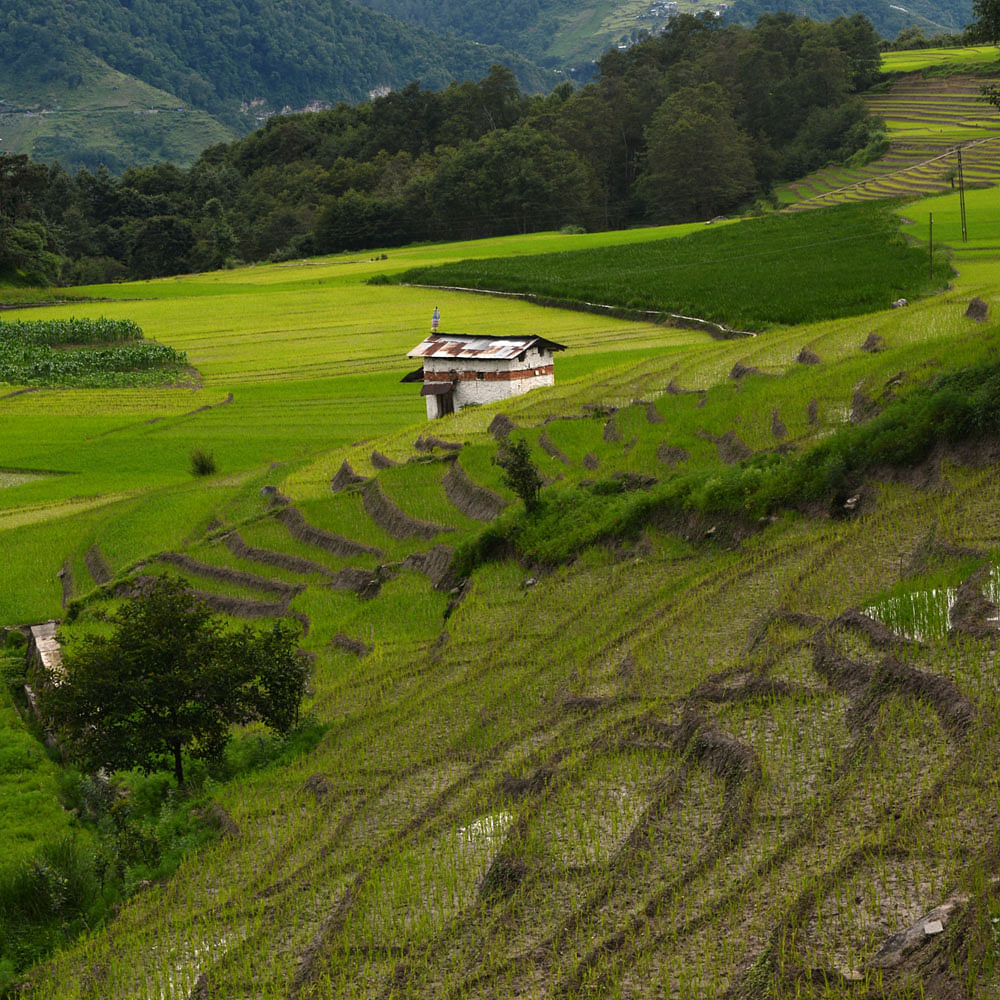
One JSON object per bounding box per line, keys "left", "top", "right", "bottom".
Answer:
{"left": 393, "top": 203, "right": 952, "bottom": 330}
{"left": 456, "top": 357, "right": 1000, "bottom": 570}
{"left": 0, "top": 317, "right": 187, "bottom": 387}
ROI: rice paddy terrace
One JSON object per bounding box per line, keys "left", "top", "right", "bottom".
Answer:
{"left": 779, "top": 47, "right": 1000, "bottom": 210}
{"left": 4, "top": 205, "right": 1000, "bottom": 998}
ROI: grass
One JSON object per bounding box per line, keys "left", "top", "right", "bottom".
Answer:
{"left": 881, "top": 46, "right": 1000, "bottom": 76}
{"left": 4, "top": 201, "right": 1000, "bottom": 997}
{"left": 391, "top": 202, "right": 952, "bottom": 330}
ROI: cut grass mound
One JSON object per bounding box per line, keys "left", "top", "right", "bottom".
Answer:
{"left": 392, "top": 203, "right": 952, "bottom": 331}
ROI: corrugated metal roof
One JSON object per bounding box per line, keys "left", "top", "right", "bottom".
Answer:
{"left": 408, "top": 333, "right": 566, "bottom": 361}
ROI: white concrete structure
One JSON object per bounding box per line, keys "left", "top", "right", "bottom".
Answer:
{"left": 406, "top": 333, "right": 566, "bottom": 419}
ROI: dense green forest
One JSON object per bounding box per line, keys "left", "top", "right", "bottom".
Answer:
{"left": 0, "top": 0, "right": 555, "bottom": 125}
{"left": 726, "top": 0, "right": 971, "bottom": 40}
{"left": 1, "top": 14, "right": 885, "bottom": 286}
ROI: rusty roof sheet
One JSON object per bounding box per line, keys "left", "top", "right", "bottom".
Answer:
{"left": 408, "top": 333, "right": 566, "bottom": 361}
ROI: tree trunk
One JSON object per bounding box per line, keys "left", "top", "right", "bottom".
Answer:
{"left": 173, "top": 743, "right": 184, "bottom": 786}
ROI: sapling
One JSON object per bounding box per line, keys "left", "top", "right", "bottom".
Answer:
{"left": 493, "top": 438, "right": 543, "bottom": 514}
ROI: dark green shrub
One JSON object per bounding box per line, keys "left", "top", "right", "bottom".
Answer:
{"left": 189, "top": 448, "right": 217, "bottom": 477}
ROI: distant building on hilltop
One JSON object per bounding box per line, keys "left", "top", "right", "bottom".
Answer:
{"left": 404, "top": 332, "right": 567, "bottom": 419}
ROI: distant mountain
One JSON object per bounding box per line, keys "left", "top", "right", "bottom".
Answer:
{"left": 0, "top": 0, "right": 558, "bottom": 171}
{"left": 724, "top": 0, "right": 973, "bottom": 40}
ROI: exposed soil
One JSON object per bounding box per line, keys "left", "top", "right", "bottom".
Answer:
{"left": 965, "top": 296, "right": 989, "bottom": 322}
{"left": 584, "top": 452, "right": 600, "bottom": 470}
{"left": 698, "top": 430, "right": 752, "bottom": 464}
{"left": 400, "top": 544, "right": 455, "bottom": 588}
{"left": 370, "top": 450, "right": 399, "bottom": 469}
{"left": 948, "top": 565, "right": 1000, "bottom": 640}
{"left": 302, "top": 773, "right": 334, "bottom": 803}
{"left": 850, "top": 385, "right": 881, "bottom": 424}
{"left": 330, "top": 633, "right": 373, "bottom": 657}
{"left": 326, "top": 567, "right": 383, "bottom": 599}
{"left": 189, "top": 589, "right": 290, "bottom": 619}
{"left": 861, "top": 656, "right": 976, "bottom": 738}
{"left": 797, "top": 348, "right": 821, "bottom": 365}
{"left": 603, "top": 416, "right": 622, "bottom": 443}
{"left": 489, "top": 414, "right": 515, "bottom": 440}
{"left": 330, "top": 461, "right": 366, "bottom": 493}
{"left": 771, "top": 409, "right": 787, "bottom": 440}
{"left": 834, "top": 608, "right": 914, "bottom": 650}
{"left": 657, "top": 443, "right": 690, "bottom": 466}
{"left": 414, "top": 434, "right": 462, "bottom": 452}
{"left": 223, "top": 531, "right": 336, "bottom": 579}
{"left": 159, "top": 552, "right": 303, "bottom": 598}
{"left": 690, "top": 675, "right": 796, "bottom": 704}
{"left": 861, "top": 332, "right": 886, "bottom": 353}
{"left": 730, "top": 362, "right": 766, "bottom": 380}
{"left": 665, "top": 378, "right": 704, "bottom": 396}
{"left": 807, "top": 398, "right": 819, "bottom": 425}
{"left": 0, "top": 387, "right": 41, "bottom": 401}
{"left": 84, "top": 544, "right": 112, "bottom": 584}
{"left": 537, "top": 431, "right": 572, "bottom": 466}
{"left": 645, "top": 401, "right": 665, "bottom": 424}
{"left": 442, "top": 460, "right": 506, "bottom": 521}
{"left": 276, "top": 506, "right": 384, "bottom": 559}
{"left": 361, "top": 479, "right": 452, "bottom": 541}
{"left": 500, "top": 765, "right": 555, "bottom": 798}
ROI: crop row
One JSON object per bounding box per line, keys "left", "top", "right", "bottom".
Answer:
{"left": 0, "top": 317, "right": 144, "bottom": 347}
{"left": 0, "top": 342, "right": 187, "bottom": 388}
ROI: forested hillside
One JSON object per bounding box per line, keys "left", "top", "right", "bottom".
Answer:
{"left": 0, "top": 0, "right": 555, "bottom": 165}
{"left": 1, "top": 15, "right": 884, "bottom": 286}
{"left": 726, "top": 0, "right": 971, "bottom": 40}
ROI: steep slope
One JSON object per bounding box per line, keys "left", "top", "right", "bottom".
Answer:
{"left": 5, "top": 203, "right": 1000, "bottom": 997}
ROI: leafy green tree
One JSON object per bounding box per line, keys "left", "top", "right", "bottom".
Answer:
{"left": 0, "top": 220, "right": 62, "bottom": 285}
{"left": 41, "top": 576, "right": 309, "bottom": 786}
{"left": 968, "top": 0, "right": 1000, "bottom": 43}
{"left": 635, "top": 83, "right": 757, "bottom": 223}
{"left": 494, "top": 437, "right": 543, "bottom": 513}
{"left": 429, "top": 124, "right": 595, "bottom": 238}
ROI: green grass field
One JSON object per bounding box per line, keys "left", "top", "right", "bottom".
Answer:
{"left": 880, "top": 46, "right": 1000, "bottom": 75}
{"left": 777, "top": 56, "right": 1000, "bottom": 210}
{"left": 4, "top": 198, "right": 1000, "bottom": 997}
{"left": 390, "top": 202, "right": 951, "bottom": 330}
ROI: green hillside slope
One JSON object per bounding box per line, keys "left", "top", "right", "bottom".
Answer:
{"left": 0, "top": 0, "right": 556, "bottom": 171}
{"left": 777, "top": 54, "right": 1000, "bottom": 210}
{"left": 3, "top": 197, "right": 1000, "bottom": 997}
{"left": 0, "top": 48, "right": 236, "bottom": 173}
{"left": 726, "top": 0, "right": 971, "bottom": 40}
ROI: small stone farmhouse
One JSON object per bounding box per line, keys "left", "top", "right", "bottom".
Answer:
{"left": 405, "top": 332, "right": 566, "bottom": 419}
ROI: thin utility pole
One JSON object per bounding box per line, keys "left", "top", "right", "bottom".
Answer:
{"left": 957, "top": 147, "right": 968, "bottom": 242}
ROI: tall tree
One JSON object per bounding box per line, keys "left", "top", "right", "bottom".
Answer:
{"left": 40, "top": 576, "right": 309, "bottom": 786}
{"left": 635, "top": 83, "right": 757, "bottom": 223}
{"left": 968, "top": 0, "right": 1000, "bottom": 42}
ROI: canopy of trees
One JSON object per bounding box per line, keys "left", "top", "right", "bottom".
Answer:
{"left": 5, "top": 14, "right": 887, "bottom": 284}
{"left": 0, "top": 0, "right": 554, "bottom": 123}
{"left": 39, "top": 576, "right": 309, "bottom": 786}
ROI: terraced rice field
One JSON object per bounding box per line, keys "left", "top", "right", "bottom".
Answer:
{"left": 6, "top": 204, "right": 1000, "bottom": 997}
{"left": 779, "top": 66, "right": 1000, "bottom": 209}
